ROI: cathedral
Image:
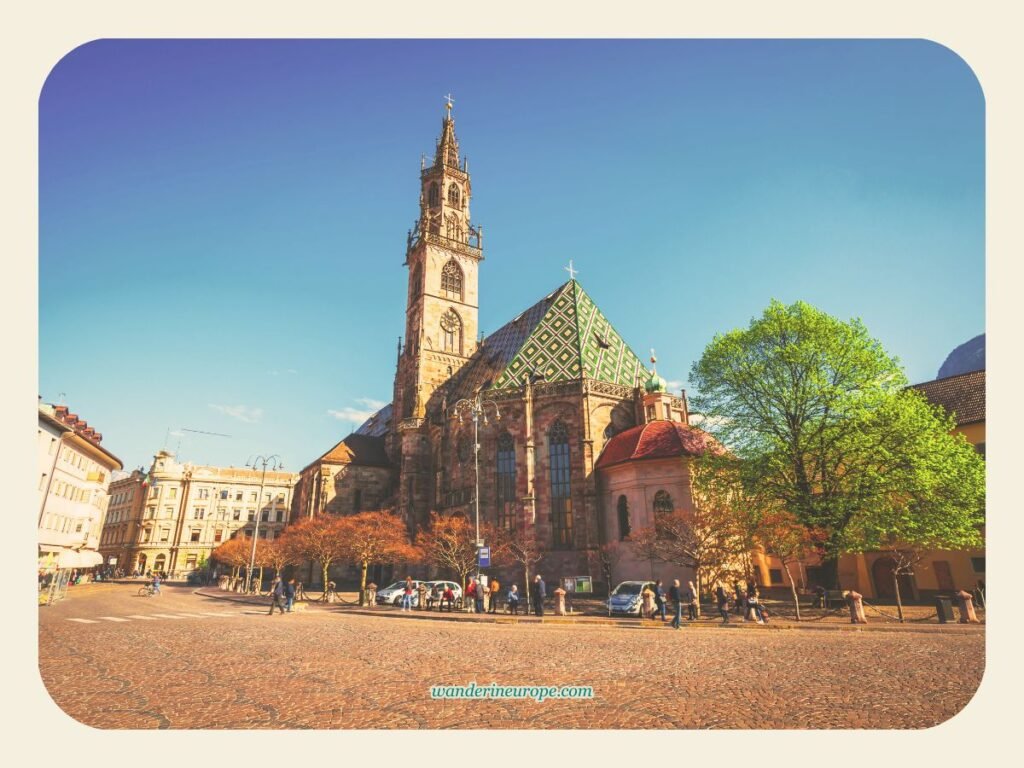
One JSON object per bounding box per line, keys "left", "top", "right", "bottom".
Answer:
{"left": 292, "top": 102, "right": 711, "bottom": 589}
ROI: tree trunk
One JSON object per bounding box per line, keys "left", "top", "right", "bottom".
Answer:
{"left": 893, "top": 570, "right": 905, "bottom": 623}
{"left": 695, "top": 572, "right": 702, "bottom": 618}
{"left": 321, "top": 562, "right": 330, "bottom": 602}
{"left": 360, "top": 561, "right": 368, "bottom": 606}
{"left": 524, "top": 563, "right": 531, "bottom": 614}
{"left": 784, "top": 562, "right": 801, "bottom": 621}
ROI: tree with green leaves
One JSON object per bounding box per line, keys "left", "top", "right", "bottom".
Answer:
{"left": 690, "top": 299, "right": 985, "bottom": 594}
{"left": 690, "top": 300, "right": 904, "bottom": 582}
{"left": 841, "top": 389, "right": 985, "bottom": 620}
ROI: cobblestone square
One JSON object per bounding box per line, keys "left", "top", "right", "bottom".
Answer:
{"left": 38, "top": 585, "right": 984, "bottom": 729}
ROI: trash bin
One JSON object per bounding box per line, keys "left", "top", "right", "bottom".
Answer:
{"left": 935, "top": 596, "right": 955, "bottom": 623}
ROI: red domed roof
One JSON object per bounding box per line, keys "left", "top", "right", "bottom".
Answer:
{"left": 595, "top": 420, "right": 714, "bottom": 470}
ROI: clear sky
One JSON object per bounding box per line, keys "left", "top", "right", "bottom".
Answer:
{"left": 39, "top": 39, "right": 984, "bottom": 472}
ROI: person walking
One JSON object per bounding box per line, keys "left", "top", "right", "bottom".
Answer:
{"left": 507, "top": 584, "right": 520, "bottom": 615}
{"left": 669, "top": 579, "right": 683, "bottom": 629}
{"left": 654, "top": 580, "right": 667, "bottom": 622}
{"left": 532, "top": 575, "right": 546, "bottom": 617}
{"left": 465, "top": 578, "right": 476, "bottom": 612}
{"left": 686, "top": 580, "right": 698, "bottom": 621}
{"left": 488, "top": 576, "right": 501, "bottom": 614}
{"left": 716, "top": 583, "right": 730, "bottom": 624}
{"left": 402, "top": 576, "right": 414, "bottom": 612}
{"left": 284, "top": 578, "right": 296, "bottom": 613}
{"left": 268, "top": 577, "right": 286, "bottom": 615}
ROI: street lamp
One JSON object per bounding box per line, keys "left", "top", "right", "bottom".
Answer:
{"left": 244, "top": 454, "right": 282, "bottom": 593}
{"left": 450, "top": 390, "right": 501, "bottom": 587}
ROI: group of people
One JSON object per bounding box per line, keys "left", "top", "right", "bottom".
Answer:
{"left": 267, "top": 576, "right": 298, "bottom": 615}
{"left": 642, "top": 579, "right": 699, "bottom": 629}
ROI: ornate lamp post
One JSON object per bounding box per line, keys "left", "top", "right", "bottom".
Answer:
{"left": 244, "top": 454, "right": 282, "bottom": 593}
{"left": 450, "top": 390, "right": 501, "bottom": 581}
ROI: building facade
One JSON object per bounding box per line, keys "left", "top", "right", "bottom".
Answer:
{"left": 293, "top": 104, "right": 706, "bottom": 590}
{"left": 38, "top": 402, "right": 123, "bottom": 572}
{"left": 113, "top": 450, "right": 299, "bottom": 577}
{"left": 97, "top": 469, "right": 147, "bottom": 572}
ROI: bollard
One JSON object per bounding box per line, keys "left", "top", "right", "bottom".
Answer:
{"left": 844, "top": 590, "right": 867, "bottom": 624}
{"left": 554, "top": 587, "right": 567, "bottom": 616}
{"left": 366, "top": 583, "right": 377, "bottom": 608}
{"left": 955, "top": 590, "right": 980, "bottom": 624}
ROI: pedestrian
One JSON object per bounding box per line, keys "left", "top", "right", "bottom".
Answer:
{"left": 489, "top": 576, "right": 501, "bottom": 614}
{"left": 465, "top": 578, "right": 477, "bottom": 612}
{"left": 402, "top": 576, "right": 414, "bottom": 612}
{"left": 268, "top": 576, "right": 286, "bottom": 615}
{"left": 747, "top": 589, "right": 767, "bottom": 624}
{"left": 654, "top": 580, "right": 667, "bottom": 622}
{"left": 152, "top": 572, "right": 161, "bottom": 596}
{"left": 669, "top": 578, "right": 683, "bottom": 629}
{"left": 734, "top": 581, "right": 746, "bottom": 616}
{"left": 532, "top": 574, "right": 546, "bottom": 616}
{"left": 812, "top": 584, "right": 826, "bottom": 609}
{"left": 285, "top": 578, "right": 296, "bottom": 613}
{"left": 716, "top": 583, "right": 730, "bottom": 624}
{"left": 686, "top": 580, "right": 698, "bottom": 620}
{"left": 442, "top": 584, "right": 455, "bottom": 612}
{"left": 641, "top": 584, "right": 655, "bottom": 619}
{"left": 475, "top": 578, "right": 485, "bottom": 614}
{"left": 507, "top": 584, "right": 520, "bottom": 615}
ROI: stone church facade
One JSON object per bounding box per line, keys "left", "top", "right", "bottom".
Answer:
{"left": 293, "top": 104, "right": 709, "bottom": 590}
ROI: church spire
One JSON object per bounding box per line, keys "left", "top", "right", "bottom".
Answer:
{"left": 434, "top": 94, "right": 462, "bottom": 170}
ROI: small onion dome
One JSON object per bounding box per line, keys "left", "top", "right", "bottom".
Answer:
{"left": 644, "top": 370, "right": 668, "bottom": 394}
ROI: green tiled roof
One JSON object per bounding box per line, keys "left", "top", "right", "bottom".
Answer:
{"left": 490, "top": 280, "right": 646, "bottom": 390}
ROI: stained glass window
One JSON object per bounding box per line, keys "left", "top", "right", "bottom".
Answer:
{"left": 496, "top": 433, "right": 516, "bottom": 530}
{"left": 549, "top": 421, "right": 573, "bottom": 549}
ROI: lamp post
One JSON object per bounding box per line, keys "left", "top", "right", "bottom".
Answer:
{"left": 450, "top": 390, "right": 501, "bottom": 587}
{"left": 244, "top": 454, "right": 282, "bottom": 593}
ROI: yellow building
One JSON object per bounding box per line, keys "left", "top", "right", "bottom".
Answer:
{"left": 116, "top": 450, "right": 299, "bottom": 578}
{"left": 97, "top": 469, "right": 147, "bottom": 573}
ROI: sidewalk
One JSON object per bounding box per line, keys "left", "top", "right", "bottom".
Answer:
{"left": 192, "top": 588, "right": 985, "bottom": 634}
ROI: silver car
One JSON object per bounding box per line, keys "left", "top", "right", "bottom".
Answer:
{"left": 607, "top": 580, "right": 656, "bottom": 615}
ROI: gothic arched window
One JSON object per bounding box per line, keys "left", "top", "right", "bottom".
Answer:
{"left": 617, "top": 495, "right": 631, "bottom": 541}
{"left": 548, "top": 420, "right": 573, "bottom": 549}
{"left": 445, "top": 213, "right": 463, "bottom": 242}
{"left": 653, "top": 490, "right": 674, "bottom": 530}
{"left": 428, "top": 182, "right": 440, "bottom": 207}
{"left": 496, "top": 433, "right": 516, "bottom": 530}
{"left": 409, "top": 262, "right": 422, "bottom": 302}
{"left": 441, "top": 259, "right": 463, "bottom": 300}
{"left": 440, "top": 308, "right": 463, "bottom": 354}
{"left": 448, "top": 183, "right": 461, "bottom": 207}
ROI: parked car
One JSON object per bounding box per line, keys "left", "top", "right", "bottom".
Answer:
{"left": 376, "top": 580, "right": 425, "bottom": 606}
{"left": 607, "top": 580, "right": 656, "bottom": 615}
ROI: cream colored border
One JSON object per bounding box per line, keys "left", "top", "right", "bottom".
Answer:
{"left": 4, "top": 1, "right": 1020, "bottom": 765}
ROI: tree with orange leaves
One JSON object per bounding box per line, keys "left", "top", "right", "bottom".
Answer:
{"left": 418, "top": 512, "right": 500, "bottom": 609}
{"left": 211, "top": 536, "right": 251, "bottom": 590}
{"left": 277, "top": 515, "right": 348, "bottom": 601}
{"left": 752, "top": 509, "right": 827, "bottom": 621}
{"left": 336, "top": 510, "right": 418, "bottom": 605}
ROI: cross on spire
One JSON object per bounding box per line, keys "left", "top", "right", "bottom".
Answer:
{"left": 444, "top": 93, "right": 455, "bottom": 113}
{"left": 564, "top": 260, "right": 578, "bottom": 281}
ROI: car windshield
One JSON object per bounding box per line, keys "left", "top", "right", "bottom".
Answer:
{"left": 612, "top": 583, "right": 644, "bottom": 596}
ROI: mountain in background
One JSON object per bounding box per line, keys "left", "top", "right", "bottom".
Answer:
{"left": 937, "top": 333, "right": 985, "bottom": 379}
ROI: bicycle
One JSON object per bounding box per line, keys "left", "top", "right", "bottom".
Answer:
{"left": 138, "top": 584, "right": 155, "bottom": 597}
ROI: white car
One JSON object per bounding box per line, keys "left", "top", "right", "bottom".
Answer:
{"left": 376, "top": 580, "right": 425, "bottom": 606}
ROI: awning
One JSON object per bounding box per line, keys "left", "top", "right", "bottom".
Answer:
{"left": 56, "top": 549, "right": 103, "bottom": 569}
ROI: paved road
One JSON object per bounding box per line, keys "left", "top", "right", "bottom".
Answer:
{"left": 38, "top": 584, "right": 984, "bottom": 729}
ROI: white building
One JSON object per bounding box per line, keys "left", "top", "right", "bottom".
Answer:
{"left": 38, "top": 402, "right": 123, "bottom": 574}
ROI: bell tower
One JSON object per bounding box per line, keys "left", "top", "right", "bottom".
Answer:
{"left": 393, "top": 97, "right": 484, "bottom": 426}
{"left": 391, "top": 97, "right": 484, "bottom": 530}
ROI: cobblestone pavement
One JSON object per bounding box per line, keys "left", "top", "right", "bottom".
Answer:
{"left": 38, "top": 585, "right": 984, "bottom": 729}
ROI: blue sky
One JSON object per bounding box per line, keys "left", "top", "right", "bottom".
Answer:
{"left": 39, "top": 39, "right": 984, "bottom": 472}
